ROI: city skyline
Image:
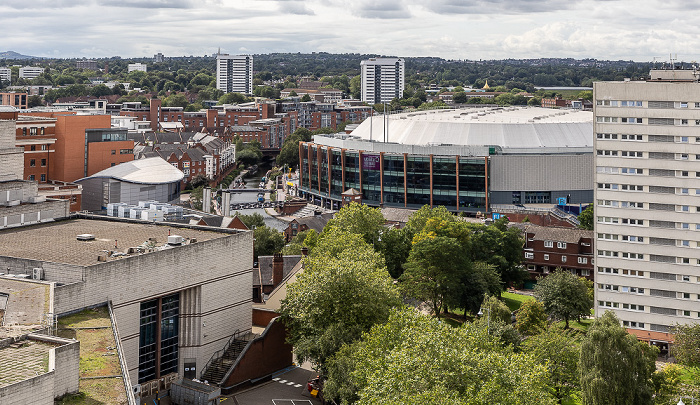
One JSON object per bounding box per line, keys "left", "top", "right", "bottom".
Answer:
{"left": 3, "top": 0, "right": 700, "bottom": 61}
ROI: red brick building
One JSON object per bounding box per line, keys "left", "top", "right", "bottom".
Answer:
{"left": 515, "top": 223, "right": 594, "bottom": 288}
{"left": 0, "top": 92, "right": 28, "bottom": 109}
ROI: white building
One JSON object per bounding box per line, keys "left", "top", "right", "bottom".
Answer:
{"left": 128, "top": 63, "right": 148, "bottom": 73}
{"left": 594, "top": 69, "right": 700, "bottom": 347}
{"left": 216, "top": 53, "right": 253, "bottom": 95}
{"left": 360, "top": 57, "right": 405, "bottom": 104}
{"left": 18, "top": 66, "right": 44, "bottom": 80}
{"left": 0, "top": 67, "right": 11, "bottom": 84}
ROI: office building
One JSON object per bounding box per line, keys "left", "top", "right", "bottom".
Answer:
{"left": 299, "top": 106, "right": 593, "bottom": 211}
{"left": 18, "top": 66, "right": 44, "bottom": 80}
{"left": 128, "top": 63, "right": 148, "bottom": 73}
{"left": 594, "top": 70, "right": 700, "bottom": 347}
{"left": 76, "top": 59, "right": 98, "bottom": 70}
{"left": 0, "top": 67, "right": 11, "bottom": 84}
{"left": 216, "top": 53, "right": 253, "bottom": 95}
{"left": 360, "top": 57, "right": 405, "bottom": 104}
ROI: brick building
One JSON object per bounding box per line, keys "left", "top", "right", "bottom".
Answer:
{"left": 514, "top": 223, "right": 594, "bottom": 288}
{"left": 0, "top": 93, "right": 28, "bottom": 109}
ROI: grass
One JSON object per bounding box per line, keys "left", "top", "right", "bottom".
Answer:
{"left": 56, "top": 307, "right": 127, "bottom": 404}
{"left": 679, "top": 365, "right": 700, "bottom": 386}
{"left": 501, "top": 291, "right": 534, "bottom": 312}
{"left": 553, "top": 318, "right": 593, "bottom": 333}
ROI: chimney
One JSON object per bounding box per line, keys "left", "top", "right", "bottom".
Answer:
{"left": 301, "top": 247, "right": 309, "bottom": 257}
{"left": 272, "top": 253, "right": 284, "bottom": 286}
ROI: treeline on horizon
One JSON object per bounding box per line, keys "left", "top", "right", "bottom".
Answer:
{"left": 0, "top": 53, "right": 660, "bottom": 90}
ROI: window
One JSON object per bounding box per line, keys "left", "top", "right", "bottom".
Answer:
{"left": 29, "top": 159, "right": 35, "bottom": 167}
{"left": 561, "top": 255, "right": 567, "bottom": 263}
{"left": 580, "top": 269, "right": 590, "bottom": 276}
{"left": 111, "top": 150, "right": 116, "bottom": 155}
{"left": 524, "top": 252, "right": 534, "bottom": 259}
{"left": 28, "top": 175, "right": 34, "bottom": 181}
{"left": 41, "top": 159, "right": 46, "bottom": 166}
{"left": 578, "top": 257, "right": 588, "bottom": 264}
{"left": 544, "top": 240, "right": 553, "bottom": 248}
{"left": 40, "top": 174, "right": 45, "bottom": 182}
{"left": 544, "top": 254, "right": 549, "bottom": 261}
{"left": 557, "top": 242, "right": 567, "bottom": 249}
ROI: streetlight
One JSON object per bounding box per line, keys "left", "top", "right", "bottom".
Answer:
{"left": 477, "top": 306, "right": 491, "bottom": 335}
{"left": 678, "top": 396, "right": 697, "bottom": 405}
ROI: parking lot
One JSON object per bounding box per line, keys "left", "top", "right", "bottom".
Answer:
{"left": 221, "top": 367, "right": 322, "bottom": 405}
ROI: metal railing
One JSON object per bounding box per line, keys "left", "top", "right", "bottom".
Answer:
{"left": 199, "top": 329, "right": 242, "bottom": 380}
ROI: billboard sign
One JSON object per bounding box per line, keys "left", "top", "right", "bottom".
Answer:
{"left": 362, "top": 154, "right": 380, "bottom": 170}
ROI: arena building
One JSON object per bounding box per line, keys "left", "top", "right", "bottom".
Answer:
{"left": 298, "top": 106, "right": 594, "bottom": 213}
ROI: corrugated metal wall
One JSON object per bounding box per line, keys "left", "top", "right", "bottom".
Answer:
{"left": 490, "top": 154, "right": 593, "bottom": 191}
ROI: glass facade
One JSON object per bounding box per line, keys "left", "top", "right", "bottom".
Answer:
{"left": 138, "top": 293, "right": 180, "bottom": 383}
{"left": 382, "top": 154, "right": 405, "bottom": 206}
{"left": 406, "top": 157, "right": 431, "bottom": 207}
{"left": 298, "top": 144, "right": 488, "bottom": 212}
{"left": 459, "top": 158, "right": 487, "bottom": 210}
{"left": 432, "top": 157, "right": 457, "bottom": 208}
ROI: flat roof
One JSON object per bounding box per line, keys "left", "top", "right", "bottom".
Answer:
{"left": 0, "top": 218, "right": 231, "bottom": 266}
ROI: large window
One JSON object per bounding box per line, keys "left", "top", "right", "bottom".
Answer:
{"left": 382, "top": 154, "right": 405, "bottom": 206}
{"left": 432, "top": 157, "right": 457, "bottom": 208}
{"left": 139, "top": 293, "right": 180, "bottom": 383}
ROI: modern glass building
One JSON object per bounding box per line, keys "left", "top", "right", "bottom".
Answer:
{"left": 298, "top": 106, "right": 594, "bottom": 213}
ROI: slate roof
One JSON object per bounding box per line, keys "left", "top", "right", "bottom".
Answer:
{"left": 511, "top": 223, "right": 593, "bottom": 244}
{"left": 254, "top": 255, "right": 303, "bottom": 286}
{"left": 293, "top": 213, "right": 334, "bottom": 233}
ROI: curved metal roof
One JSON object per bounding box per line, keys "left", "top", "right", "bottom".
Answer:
{"left": 76, "top": 157, "right": 184, "bottom": 184}
{"left": 350, "top": 106, "right": 593, "bottom": 150}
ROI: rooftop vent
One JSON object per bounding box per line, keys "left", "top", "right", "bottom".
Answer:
{"left": 77, "top": 234, "right": 95, "bottom": 241}
{"left": 168, "top": 235, "right": 184, "bottom": 245}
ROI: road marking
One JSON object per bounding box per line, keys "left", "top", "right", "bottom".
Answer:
{"left": 293, "top": 384, "right": 302, "bottom": 388}
{"left": 273, "top": 378, "right": 280, "bottom": 381}
{"left": 278, "top": 379, "right": 287, "bottom": 383}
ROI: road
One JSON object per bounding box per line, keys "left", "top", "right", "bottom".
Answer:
{"left": 221, "top": 367, "right": 322, "bottom": 405}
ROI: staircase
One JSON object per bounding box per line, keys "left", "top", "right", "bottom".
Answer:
{"left": 200, "top": 331, "right": 254, "bottom": 386}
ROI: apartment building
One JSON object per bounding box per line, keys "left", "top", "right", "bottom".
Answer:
{"left": 127, "top": 63, "right": 148, "bottom": 72}
{"left": 0, "top": 67, "right": 11, "bottom": 84}
{"left": 360, "top": 57, "right": 405, "bottom": 104}
{"left": 216, "top": 54, "right": 253, "bottom": 95}
{"left": 594, "top": 70, "right": 700, "bottom": 346}
{"left": 18, "top": 66, "right": 44, "bottom": 80}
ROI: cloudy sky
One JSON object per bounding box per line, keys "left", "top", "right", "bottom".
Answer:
{"left": 1, "top": 0, "right": 698, "bottom": 61}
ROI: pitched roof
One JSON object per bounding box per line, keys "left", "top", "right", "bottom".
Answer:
{"left": 381, "top": 207, "right": 416, "bottom": 224}
{"left": 254, "top": 255, "right": 303, "bottom": 286}
{"left": 294, "top": 213, "right": 334, "bottom": 232}
{"left": 511, "top": 223, "right": 592, "bottom": 244}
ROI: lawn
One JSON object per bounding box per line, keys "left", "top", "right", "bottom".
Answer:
{"left": 501, "top": 291, "right": 534, "bottom": 312}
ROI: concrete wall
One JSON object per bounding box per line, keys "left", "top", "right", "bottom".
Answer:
{"left": 490, "top": 154, "right": 593, "bottom": 192}
{"left": 0, "top": 198, "right": 70, "bottom": 230}
{"left": 0, "top": 334, "right": 79, "bottom": 405}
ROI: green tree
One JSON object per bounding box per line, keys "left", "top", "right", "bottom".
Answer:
{"left": 324, "top": 202, "right": 384, "bottom": 246}
{"left": 453, "top": 91, "right": 467, "bottom": 103}
{"left": 376, "top": 226, "right": 411, "bottom": 278}
{"left": 651, "top": 363, "right": 683, "bottom": 405}
{"left": 26, "top": 95, "right": 43, "bottom": 108}
{"left": 522, "top": 326, "right": 580, "bottom": 403}
{"left": 670, "top": 323, "right": 700, "bottom": 367}
{"left": 480, "top": 294, "right": 512, "bottom": 324}
{"left": 404, "top": 205, "right": 456, "bottom": 237}
{"left": 253, "top": 225, "right": 285, "bottom": 259}
{"left": 580, "top": 311, "right": 657, "bottom": 405}
{"left": 300, "top": 94, "right": 311, "bottom": 102}
{"left": 399, "top": 235, "right": 466, "bottom": 316}
{"left": 218, "top": 92, "right": 247, "bottom": 105}
{"left": 349, "top": 75, "right": 361, "bottom": 99}
{"left": 236, "top": 147, "right": 261, "bottom": 166}
{"left": 236, "top": 212, "right": 265, "bottom": 229}
{"left": 516, "top": 299, "right": 548, "bottom": 336}
{"left": 578, "top": 205, "right": 594, "bottom": 230}
{"left": 279, "top": 230, "right": 400, "bottom": 372}
{"left": 534, "top": 269, "right": 593, "bottom": 329}
{"left": 276, "top": 127, "right": 312, "bottom": 169}
{"left": 325, "top": 308, "right": 556, "bottom": 405}
{"left": 281, "top": 229, "right": 309, "bottom": 255}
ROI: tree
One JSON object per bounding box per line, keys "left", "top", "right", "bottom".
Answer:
{"left": 580, "top": 311, "right": 657, "bottom": 405}
{"left": 236, "top": 148, "right": 261, "bottom": 166}
{"left": 376, "top": 226, "right": 411, "bottom": 278}
{"left": 670, "top": 323, "right": 700, "bottom": 367}
{"left": 324, "top": 202, "right": 384, "bottom": 246}
{"left": 276, "top": 127, "right": 312, "bottom": 168}
{"left": 404, "top": 205, "right": 456, "bottom": 237}
{"left": 534, "top": 269, "right": 592, "bottom": 329}
{"left": 651, "top": 363, "right": 683, "bottom": 405}
{"left": 253, "top": 225, "right": 285, "bottom": 259}
{"left": 578, "top": 205, "right": 594, "bottom": 230}
{"left": 279, "top": 230, "right": 400, "bottom": 372}
{"left": 453, "top": 91, "right": 467, "bottom": 104}
{"left": 325, "top": 308, "right": 556, "bottom": 405}
{"left": 26, "top": 95, "right": 43, "bottom": 108}
{"left": 236, "top": 212, "right": 265, "bottom": 229}
{"left": 300, "top": 94, "right": 311, "bottom": 102}
{"left": 522, "top": 326, "right": 580, "bottom": 403}
{"left": 349, "top": 75, "right": 361, "bottom": 99}
{"left": 188, "top": 174, "right": 209, "bottom": 189}
{"left": 399, "top": 235, "right": 466, "bottom": 316}
{"left": 218, "top": 92, "right": 247, "bottom": 105}
{"left": 516, "top": 299, "right": 548, "bottom": 336}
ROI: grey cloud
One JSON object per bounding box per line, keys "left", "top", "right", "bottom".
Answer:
{"left": 278, "top": 1, "right": 315, "bottom": 15}
{"left": 423, "top": 0, "right": 578, "bottom": 14}
{"left": 349, "top": 0, "right": 412, "bottom": 19}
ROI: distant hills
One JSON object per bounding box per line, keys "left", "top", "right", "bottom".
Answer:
{"left": 0, "top": 51, "right": 40, "bottom": 59}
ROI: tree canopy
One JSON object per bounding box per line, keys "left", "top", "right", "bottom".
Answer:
{"left": 580, "top": 311, "right": 657, "bottom": 405}
{"left": 534, "top": 269, "right": 593, "bottom": 328}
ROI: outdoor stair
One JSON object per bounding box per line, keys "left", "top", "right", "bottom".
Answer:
{"left": 200, "top": 332, "right": 255, "bottom": 386}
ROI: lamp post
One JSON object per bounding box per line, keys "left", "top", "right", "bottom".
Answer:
{"left": 477, "top": 306, "right": 491, "bottom": 335}
{"left": 679, "top": 396, "right": 697, "bottom": 405}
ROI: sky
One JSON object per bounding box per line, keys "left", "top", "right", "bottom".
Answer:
{"left": 2, "top": 0, "right": 700, "bottom": 61}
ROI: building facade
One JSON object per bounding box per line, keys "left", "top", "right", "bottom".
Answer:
{"left": 0, "top": 93, "right": 28, "bottom": 109}
{"left": 299, "top": 107, "right": 594, "bottom": 212}
{"left": 594, "top": 70, "right": 700, "bottom": 345}
{"left": 18, "top": 66, "right": 44, "bottom": 80}
{"left": 0, "top": 68, "right": 11, "bottom": 84}
{"left": 127, "top": 63, "right": 148, "bottom": 73}
{"left": 216, "top": 54, "right": 253, "bottom": 95}
{"left": 360, "top": 58, "right": 404, "bottom": 105}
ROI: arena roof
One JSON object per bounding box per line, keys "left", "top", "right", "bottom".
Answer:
{"left": 348, "top": 107, "right": 593, "bottom": 150}
{"left": 77, "top": 157, "right": 184, "bottom": 184}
